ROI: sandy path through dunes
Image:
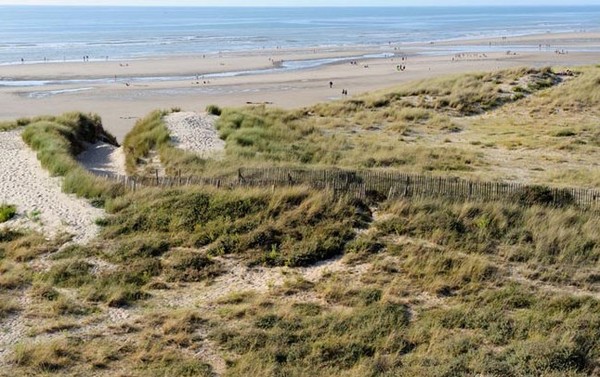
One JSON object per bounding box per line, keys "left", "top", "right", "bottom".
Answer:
{"left": 77, "top": 142, "right": 126, "bottom": 177}
{"left": 165, "top": 112, "right": 225, "bottom": 157}
{"left": 0, "top": 130, "right": 103, "bottom": 243}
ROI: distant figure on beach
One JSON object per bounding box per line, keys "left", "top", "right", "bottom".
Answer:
{"left": 329, "top": 81, "right": 333, "bottom": 88}
{"left": 21, "top": 58, "right": 24, "bottom": 64}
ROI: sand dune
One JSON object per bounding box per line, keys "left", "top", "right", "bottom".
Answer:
{"left": 164, "top": 112, "right": 225, "bottom": 158}
{"left": 0, "top": 130, "right": 103, "bottom": 243}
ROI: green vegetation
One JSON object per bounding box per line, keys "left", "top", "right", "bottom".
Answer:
{"left": 212, "top": 280, "right": 599, "bottom": 376}
{"left": 206, "top": 104, "right": 222, "bottom": 116}
{"left": 122, "top": 109, "right": 207, "bottom": 176}
{"left": 0, "top": 204, "right": 17, "bottom": 223}
{"left": 3, "top": 185, "right": 599, "bottom": 376}
{"left": 102, "top": 185, "right": 368, "bottom": 267}
{"left": 123, "top": 67, "right": 600, "bottom": 187}
{"left": 12, "top": 311, "right": 215, "bottom": 376}
{"left": 20, "top": 112, "right": 124, "bottom": 206}
{"left": 2, "top": 65, "right": 600, "bottom": 376}
{"left": 208, "top": 197, "right": 599, "bottom": 376}
{"left": 0, "top": 117, "right": 31, "bottom": 132}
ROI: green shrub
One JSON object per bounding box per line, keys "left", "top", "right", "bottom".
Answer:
{"left": 206, "top": 104, "right": 222, "bottom": 116}
{"left": 0, "top": 204, "right": 17, "bottom": 223}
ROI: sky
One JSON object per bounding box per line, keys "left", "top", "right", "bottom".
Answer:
{"left": 0, "top": 0, "right": 598, "bottom": 5}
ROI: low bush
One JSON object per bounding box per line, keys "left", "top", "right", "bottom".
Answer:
{"left": 0, "top": 204, "right": 16, "bottom": 223}
{"left": 206, "top": 104, "right": 222, "bottom": 116}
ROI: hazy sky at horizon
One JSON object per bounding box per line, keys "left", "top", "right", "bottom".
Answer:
{"left": 0, "top": 0, "right": 599, "bottom": 5}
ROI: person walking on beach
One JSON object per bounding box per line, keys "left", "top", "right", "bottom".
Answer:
{"left": 329, "top": 81, "right": 333, "bottom": 88}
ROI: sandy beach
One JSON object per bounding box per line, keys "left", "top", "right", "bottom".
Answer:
{"left": 1, "top": 32, "right": 599, "bottom": 141}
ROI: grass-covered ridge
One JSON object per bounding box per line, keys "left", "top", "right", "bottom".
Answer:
{"left": 122, "top": 109, "right": 207, "bottom": 176}
{"left": 102, "top": 185, "right": 368, "bottom": 267}
{"left": 212, "top": 68, "right": 557, "bottom": 168}
{"left": 118, "top": 67, "right": 598, "bottom": 189}
{"left": 19, "top": 112, "right": 123, "bottom": 206}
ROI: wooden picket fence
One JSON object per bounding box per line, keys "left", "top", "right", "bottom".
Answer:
{"left": 97, "top": 167, "right": 600, "bottom": 210}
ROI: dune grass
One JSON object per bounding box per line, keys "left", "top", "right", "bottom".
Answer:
{"left": 207, "top": 196, "right": 599, "bottom": 377}
{"left": 20, "top": 112, "right": 124, "bottom": 206}
{"left": 3, "top": 65, "right": 600, "bottom": 376}
{"left": 4, "top": 185, "right": 600, "bottom": 375}
{"left": 120, "top": 67, "right": 598, "bottom": 189}
{"left": 102, "top": 185, "right": 369, "bottom": 267}
{"left": 156, "top": 67, "right": 590, "bottom": 181}
{"left": 0, "top": 117, "right": 32, "bottom": 132}
{"left": 211, "top": 280, "right": 599, "bottom": 376}
{"left": 122, "top": 109, "right": 208, "bottom": 176}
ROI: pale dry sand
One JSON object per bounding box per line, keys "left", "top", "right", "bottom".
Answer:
{"left": 77, "top": 142, "right": 126, "bottom": 177}
{"left": 164, "top": 112, "right": 225, "bottom": 158}
{"left": 0, "top": 130, "right": 103, "bottom": 243}
{"left": 1, "top": 32, "right": 598, "bottom": 142}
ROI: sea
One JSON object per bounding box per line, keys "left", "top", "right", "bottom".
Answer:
{"left": 1, "top": 6, "right": 600, "bottom": 66}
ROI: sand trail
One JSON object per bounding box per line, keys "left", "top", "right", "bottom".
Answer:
{"left": 0, "top": 130, "right": 103, "bottom": 243}
{"left": 77, "top": 142, "right": 126, "bottom": 177}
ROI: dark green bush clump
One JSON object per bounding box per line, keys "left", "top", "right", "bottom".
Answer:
{"left": 206, "top": 104, "right": 222, "bottom": 116}
{"left": 0, "top": 204, "right": 17, "bottom": 223}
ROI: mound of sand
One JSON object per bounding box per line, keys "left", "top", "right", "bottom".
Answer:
{"left": 0, "top": 130, "right": 103, "bottom": 243}
{"left": 164, "top": 112, "right": 225, "bottom": 157}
